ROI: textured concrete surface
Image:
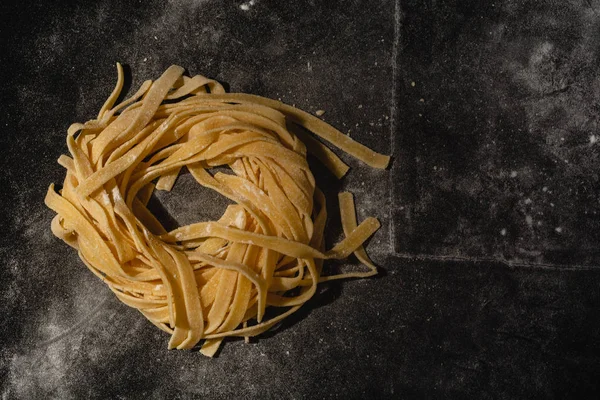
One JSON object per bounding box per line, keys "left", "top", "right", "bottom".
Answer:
{"left": 1, "top": 0, "right": 600, "bottom": 398}
{"left": 393, "top": 0, "right": 600, "bottom": 266}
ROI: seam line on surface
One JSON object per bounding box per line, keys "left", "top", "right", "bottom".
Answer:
{"left": 389, "top": 252, "right": 600, "bottom": 271}
{"left": 389, "top": 0, "right": 400, "bottom": 254}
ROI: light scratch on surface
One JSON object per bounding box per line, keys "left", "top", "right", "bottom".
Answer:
{"left": 31, "top": 298, "right": 110, "bottom": 351}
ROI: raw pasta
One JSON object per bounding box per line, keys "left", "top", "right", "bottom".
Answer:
{"left": 45, "top": 64, "right": 390, "bottom": 356}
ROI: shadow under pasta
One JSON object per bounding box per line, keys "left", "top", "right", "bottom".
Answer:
{"left": 148, "top": 167, "right": 235, "bottom": 230}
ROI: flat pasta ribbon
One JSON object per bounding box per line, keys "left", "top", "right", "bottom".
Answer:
{"left": 45, "top": 63, "right": 390, "bottom": 356}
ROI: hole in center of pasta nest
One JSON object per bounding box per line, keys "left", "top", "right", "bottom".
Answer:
{"left": 146, "top": 167, "right": 234, "bottom": 232}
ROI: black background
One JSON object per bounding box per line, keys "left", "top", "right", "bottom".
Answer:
{"left": 2, "top": 0, "right": 600, "bottom": 398}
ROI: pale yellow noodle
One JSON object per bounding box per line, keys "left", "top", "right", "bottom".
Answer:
{"left": 45, "top": 63, "right": 390, "bottom": 356}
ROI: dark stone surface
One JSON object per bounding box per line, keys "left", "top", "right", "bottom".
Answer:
{"left": 1, "top": 0, "right": 600, "bottom": 398}
{"left": 393, "top": 0, "right": 600, "bottom": 266}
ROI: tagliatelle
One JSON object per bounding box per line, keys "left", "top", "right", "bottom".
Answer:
{"left": 45, "top": 63, "right": 390, "bottom": 356}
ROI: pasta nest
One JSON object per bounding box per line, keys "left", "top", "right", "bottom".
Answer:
{"left": 45, "top": 64, "right": 390, "bottom": 356}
